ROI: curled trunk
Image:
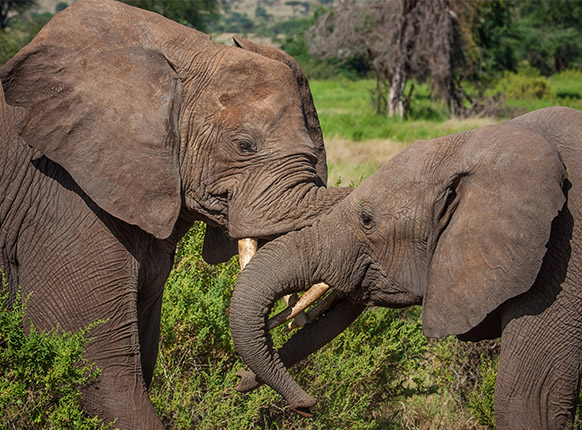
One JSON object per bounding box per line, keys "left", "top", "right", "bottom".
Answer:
{"left": 234, "top": 297, "right": 365, "bottom": 394}
{"left": 230, "top": 230, "right": 320, "bottom": 415}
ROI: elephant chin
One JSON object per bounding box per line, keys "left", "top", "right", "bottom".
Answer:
{"left": 202, "top": 225, "right": 238, "bottom": 264}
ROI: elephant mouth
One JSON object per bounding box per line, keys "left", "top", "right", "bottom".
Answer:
{"left": 361, "top": 265, "right": 422, "bottom": 308}
{"left": 184, "top": 189, "right": 230, "bottom": 228}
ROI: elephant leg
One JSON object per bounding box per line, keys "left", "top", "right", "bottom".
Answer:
{"left": 17, "top": 213, "right": 165, "bottom": 429}
{"left": 495, "top": 283, "right": 582, "bottom": 430}
{"left": 136, "top": 250, "right": 174, "bottom": 387}
{"left": 79, "top": 296, "right": 165, "bottom": 430}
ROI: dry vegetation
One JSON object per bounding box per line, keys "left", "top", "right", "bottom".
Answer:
{"left": 326, "top": 117, "right": 498, "bottom": 185}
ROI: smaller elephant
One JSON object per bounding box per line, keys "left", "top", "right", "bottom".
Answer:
{"left": 230, "top": 106, "right": 582, "bottom": 429}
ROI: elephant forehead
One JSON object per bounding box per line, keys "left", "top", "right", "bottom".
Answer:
{"left": 215, "top": 48, "right": 301, "bottom": 97}
{"left": 216, "top": 91, "right": 304, "bottom": 129}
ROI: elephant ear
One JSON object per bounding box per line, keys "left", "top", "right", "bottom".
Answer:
{"left": 0, "top": 3, "right": 182, "bottom": 240}
{"left": 232, "top": 36, "right": 327, "bottom": 186}
{"left": 422, "top": 124, "right": 567, "bottom": 338}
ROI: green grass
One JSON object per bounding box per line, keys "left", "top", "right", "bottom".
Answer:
{"left": 310, "top": 72, "right": 582, "bottom": 184}
{"left": 310, "top": 72, "right": 582, "bottom": 145}
{"left": 311, "top": 79, "right": 461, "bottom": 144}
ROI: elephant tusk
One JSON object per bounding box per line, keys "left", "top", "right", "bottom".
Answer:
{"left": 287, "top": 289, "right": 342, "bottom": 330}
{"left": 283, "top": 293, "right": 309, "bottom": 330}
{"left": 267, "top": 282, "right": 331, "bottom": 330}
{"left": 238, "top": 238, "right": 258, "bottom": 270}
{"left": 238, "top": 238, "right": 309, "bottom": 329}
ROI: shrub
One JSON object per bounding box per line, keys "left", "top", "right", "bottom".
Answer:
{"left": 550, "top": 69, "right": 582, "bottom": 100}
{"left": 496, "top": 63, "right": 554, "bottom": 100}
{"left": 468, "top": 359, "right": 497, "bottom": 429}
{"left": 150, "top": 222, "right": 500, "bottom": 429}
{"left": 0, "top": 283, "right": 115, "bottom": 429}
{"left": 150, "top": 224, "right": 435, "bottom": 429}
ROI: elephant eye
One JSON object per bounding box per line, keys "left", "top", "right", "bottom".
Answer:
{"left": 237, "top": 139, "right": 257, "bottom": 154}
{"left": 360, "top": 207, "right": 375, "bottom": 230}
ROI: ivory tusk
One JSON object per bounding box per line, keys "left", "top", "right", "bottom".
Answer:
{"left": 267, "top": 282, "right": 330, "bottom": 330}
{"left": 238, "top": 238, "right": 309, "bottom": 329}
{"left": 238, "top": 238, "right": 258, "bottom": 270}
{"left": 287, "top": 289, "right": 342, "bottom": 330}
{"left": 284, "top": 293, "right": 309, "bottom": 330}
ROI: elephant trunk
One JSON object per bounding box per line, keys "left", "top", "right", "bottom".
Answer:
{"left": 230, "top": 228, "right": 321, "bottom": 416}
{"left": 234, "top": 297, "right": 365, "bottom": 394}
{"left": 228, "top": 184, "right": 352, "bottom": 240}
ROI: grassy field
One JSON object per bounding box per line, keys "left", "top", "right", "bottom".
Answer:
{"left": 310, "top": 72, "right": 582, "bottom": 184}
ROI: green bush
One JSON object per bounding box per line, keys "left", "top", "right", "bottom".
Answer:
{"left": 468, "top": 359, "right": 497, "bottom": 429}
{"left": 496, "top": 63, "right": 554, "bottom": 100}
{"left": 0, "top": 284, "right": 115, "bottom": 429}
{"left": 550, "top": 69, "right": 582, "bottom": 100}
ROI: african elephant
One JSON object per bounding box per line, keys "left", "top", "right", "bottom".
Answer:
{"left": 0, "top": 0, "right": 350, "bottom": 427}
{"left": 230, "top": 106, "right": 582, "bottom": 429}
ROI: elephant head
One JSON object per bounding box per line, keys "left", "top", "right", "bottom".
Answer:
{"left": 229, "top": 107, "right": 581, "bottom": 416}
{"left": 0, "top": 0, "right": 349, "bottom": 263}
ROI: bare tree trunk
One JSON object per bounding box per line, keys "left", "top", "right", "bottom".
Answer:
{"left": 388, "top": 66, "right": 406, "bottom": 118}
{"left": 373, "top": 67, "right": 388, "bottom": 115}
{"left": 1, "top": 1, "right": 11, "bottom": 29}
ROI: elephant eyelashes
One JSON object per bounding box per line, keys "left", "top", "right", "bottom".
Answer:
{"left": 237, "top": 139, "right": 257, "bottom": 154}
{"left": 359, "top": 206, "right": 375, "bottom": 230}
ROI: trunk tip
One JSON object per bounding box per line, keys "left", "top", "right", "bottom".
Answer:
{"left": 290, "top": 395, "right": 317, "bottom": 418}
{"left": 293, "top": 406, "right": 315, "bottom": 418}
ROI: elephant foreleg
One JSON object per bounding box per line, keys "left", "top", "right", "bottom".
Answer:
{"left": 495, "top": 285, "right": 582, "bottom": 430}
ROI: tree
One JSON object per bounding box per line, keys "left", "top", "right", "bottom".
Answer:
{"left": 0, "top": 0, "right": 38, "bottom": 29}
{"left": 121, "top": 0, "right": 220, "bottom": 31}
{"left": 514, "top": 0, "right": 582, "bottom": 75}
{"left": 309, "top": 0, "right": 475, "bottom": 117}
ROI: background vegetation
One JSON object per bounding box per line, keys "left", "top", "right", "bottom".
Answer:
{"left": 1, "top": 0, "right": 581, "bottom": 428}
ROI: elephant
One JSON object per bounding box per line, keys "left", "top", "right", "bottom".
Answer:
{"left": 0, "top": 0, "right": 350, "bottom": 427}
{"left": 230, "top": 106, "right": 582, "bottom": 429}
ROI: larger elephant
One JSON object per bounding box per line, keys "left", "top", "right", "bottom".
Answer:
{"left": 230, "top": 106, "right": 582, "bottom": 429}
{"left": 0, "top": 0, "right": 350, "bottom": 427}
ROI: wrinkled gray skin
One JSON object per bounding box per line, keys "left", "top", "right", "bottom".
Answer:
{"left": 0, "top": 0, "right": 350, "bottom": 428}
{"left": 231, "top": 107, "right": 582, "bottom": 429}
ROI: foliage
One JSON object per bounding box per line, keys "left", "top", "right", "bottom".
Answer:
{"left": 149, "top": 222, "right": 499, "bottom": 429}
{"left": 468, "top": 359, "right": 498, "bottom": 429}
{"left": 513, "top": 0, "right": 582, "bottom": 76}
{"left": 0, "top": 283, "right": 115, "bottom": 429}
{"left": 121, "top": 0, "right": 220, "bottom": 31}
{"left": 495, "top": 63, "right": 554, "bottom": 100}
{"left": 550, "top": 69, "right": 582, "bottom": 100}
{"left": 0, "top": 13, "right": 50, "bottom": 67}
{"left": 0, "top": 0, "right": 38, "bottom": 29}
